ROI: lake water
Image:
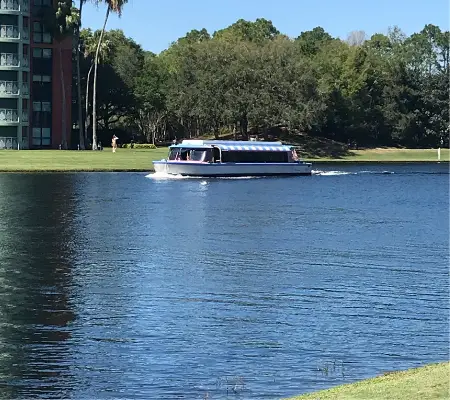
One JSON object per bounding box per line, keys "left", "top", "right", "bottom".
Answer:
{"left": 0, "top": 163, "right": 448, "bottom": 399}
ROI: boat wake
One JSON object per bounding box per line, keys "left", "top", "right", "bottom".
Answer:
{"left": 145, "top": 172, "right": 191, "bottom": 180}
{"left": 313, "top": 170, "right": 394, "bottom": 176}
{"left": 145, "top": 172, "right": 261, "bottom": 180}
{"left": 312, "top": 170, "right": 353, "bottom": 176}
{"left": 146, "top": 170, "right": 394, "bottom": 179}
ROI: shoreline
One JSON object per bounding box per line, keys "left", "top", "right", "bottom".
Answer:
{"left": 0, "top": 160, "right": 447, "bottom": 173}
{"left": 0, "top": 148, "right": 448, "bottom": 172}
{"left": 284, "top": 361, "right": 449, "bottom": 400}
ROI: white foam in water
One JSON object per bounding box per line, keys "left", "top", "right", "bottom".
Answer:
{"left": 312, "top": 169, "right": 394, "bottom": 176}
{"left": 145, "top": 172, "right": 260, "bottom": 180}
{"left": 147, "top": 170, "right": 394, "bottom": 179}
{"left": 312, "top": 170, "right": 353, "bottom": 176}
{"left": 220, "top": 176, "right": 261, "bottom": 180}
{"left": 145, "top": 172, "right": 191, "bottom": 180}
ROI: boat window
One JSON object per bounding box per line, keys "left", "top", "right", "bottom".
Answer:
{"left": 221, "top": 150, "right": 289, "bottom": 163}
{"left": 212, "top": 147, "right": 221, "bottom": 163}
{"left": 168, "top": 148, "right": 212, "bottom": 162}
{"left": 168, "top": 148, "right": 180, "bottom": 160}
{"left": 189, "top": 149, "right": 212, "bottom": 162}
{"left": 168, "top": 148, "right": 189, "bottom": 160}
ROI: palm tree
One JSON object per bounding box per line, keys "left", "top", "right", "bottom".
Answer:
{"left": 75, "top": 0, "right": 86, "bottom": 149}
{"left": 82, "top": 29, "right": 110, "bottom": 147}
{"left": 52, "top": 1, "right": 79, "bottom": 149}
{"left": 92, "top": 0, "right": 128, "bottom": 150}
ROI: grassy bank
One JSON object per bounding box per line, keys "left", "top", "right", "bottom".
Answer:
{"left": 311, "top": 148, "right": 449, "bottom": 162}
{"left": 285, "top": 362, "right": 449, "bottom": 400}
{"left": 0, "top": 148, "right": 168, "bottom": 172}
{"left": 0, "top": 147, "right": 447, "bottom": 172}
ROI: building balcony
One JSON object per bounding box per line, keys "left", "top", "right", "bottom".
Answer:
{"left": 0, "top": 0, "right": 19, "bottom": 12}
{"left": 0, "top": 25, "right": 18, "bottom": 39}
{"left": 0, "top": 109, "right": 27, "bottom": 124}
{"left": 0, "top": 79, "right": 17, "bottom": 95}
{"left": 0, "top": 108, "right": 18, "bottom": 124}
{"left": 0, "top": 52, "right": 29, "bottom": 69}
{"left": 0, "top": 137, "right": 18, "bottom": 149}
{"left": 0, "top": 0, "right": 28, "bottom": 13}
{"left": 0, "top": 80, "right": 29, "bottom": 96}
{"left": 0, "top": 25, "right": 29, "bottom": 41}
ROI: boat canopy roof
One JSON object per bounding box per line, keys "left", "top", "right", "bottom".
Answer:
{"left": 170, "top": 139, "right": 293, "bottom": 152}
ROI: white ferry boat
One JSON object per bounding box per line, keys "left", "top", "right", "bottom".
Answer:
{"left": 152, "top": 140, "right": 312, "bottom": 177}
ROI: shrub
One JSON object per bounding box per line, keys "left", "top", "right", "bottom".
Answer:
{"left": 122, "top": 143, "right": 157, "bottom": 149}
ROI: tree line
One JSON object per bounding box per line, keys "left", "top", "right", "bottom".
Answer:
{"left": 73, "top": 16, "right": 449, "bottom": 149}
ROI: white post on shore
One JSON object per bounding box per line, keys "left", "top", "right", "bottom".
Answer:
{"left": 438, "top": 147, "right": 441, "bottom": 162}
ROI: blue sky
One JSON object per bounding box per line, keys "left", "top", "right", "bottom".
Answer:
{"left": 81, "top": 0, "right": 449, "bottom": 54}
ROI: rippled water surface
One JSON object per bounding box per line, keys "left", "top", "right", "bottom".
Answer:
{"left": 0, "top": 163, "right": 448, "bottom": 399}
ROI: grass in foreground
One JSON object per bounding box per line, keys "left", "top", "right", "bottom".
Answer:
{"left": 285, "top": 362, "right": 450, "bottom": 400}
{"left": 0, "top": 147, "right": 447, "bottom": 172}
{"left": 0, "top": 148, "right": 168, "bottom": 171}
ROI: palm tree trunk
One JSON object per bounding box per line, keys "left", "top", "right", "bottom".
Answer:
{"left": 85, "top": 62, "right": 93, "bottom": 147}
{"left": 92, "top": 5, "right": 110, "bottom": 150}
{"left": 76, "top": 0, "right": 85, "bottom": 149}
{"left": 59, "top": 47, "right": 67, "bottom": 149}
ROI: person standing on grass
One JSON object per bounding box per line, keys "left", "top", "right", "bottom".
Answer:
{"left": 112, "top": 135, "right": 118, "bottom": 153}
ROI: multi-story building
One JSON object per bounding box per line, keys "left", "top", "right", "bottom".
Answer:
{"left": 0, "top": 0, "right": 73, "bottom": 149}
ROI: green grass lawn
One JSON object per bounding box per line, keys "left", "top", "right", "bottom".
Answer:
{"left": 285, "top": 362, "right": 450, "bottom": 400}
{"left": 312, "top": 148, "right": 450, "bottom": 162}
{"left": 0, "top": 148, "right": 168, "bottom": 171}
{"left": 0, "top": 147, "right": 447, "bottom": 172}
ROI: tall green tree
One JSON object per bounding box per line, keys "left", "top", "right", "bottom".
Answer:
{"left": 74, "top": 20, "right": 449, "bottom": 149}
{"left": 296, "top": 27, "right": 333, "bottom": 56}
{"left": 213, "top": 18, "right": 280, "bottom": 43}
{"left": 134, "top": 53, "right": 168, "bottom": 144}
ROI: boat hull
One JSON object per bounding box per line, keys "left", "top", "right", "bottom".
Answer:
{"left": 153, "top": 161, "right": 312, "bottom": 176}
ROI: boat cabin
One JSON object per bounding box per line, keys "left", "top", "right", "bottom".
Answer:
{"left": 167, "top": 140, "right": 299, "bottom": 164}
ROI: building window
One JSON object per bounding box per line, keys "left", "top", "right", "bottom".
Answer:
{"left": 32, "top": 127, "right": 51, "bottom": 146}
{"left": 32, "top": 74, "right": 51, "bottom": 82}
{"left": 32, "top": 101, "right": 51, "bottom": 119}
{"left": 33, "top": 22, "right": 42, "bottom": 43}
{"left": 33, "top": 22, "right": 52, "bottom": 44}
{"left": 33, "top": 0, "right": 52, "bottom": 6}
{"left": 33, "top": 48, "right": 52, "bottom": 58}
{"left": 42, "top": 101, "right": 51, "bottom": 112}
{"left": 32, "top": 100, "right": 52, "bottom": 147}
